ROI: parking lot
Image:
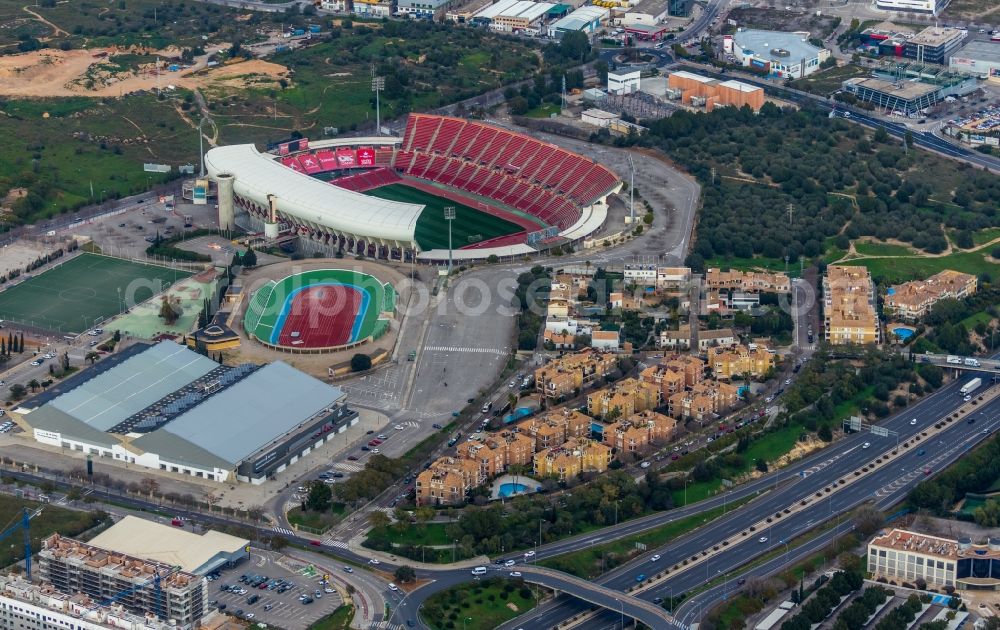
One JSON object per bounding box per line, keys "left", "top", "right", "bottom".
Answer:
{"left": 211, "top": 551, "right": 344, "bottom": 629}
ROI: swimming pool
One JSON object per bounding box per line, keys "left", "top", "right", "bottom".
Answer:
{"left": 892, "top": 327, "right": 915, "bottom": 340}
{"left": 498, "top": 483, "right": 529, "bottom": 498}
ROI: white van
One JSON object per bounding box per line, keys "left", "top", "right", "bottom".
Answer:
{"left": 471, "top": 566, "right": 487, "bottom": 576}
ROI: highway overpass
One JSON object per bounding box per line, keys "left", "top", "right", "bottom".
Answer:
{"left": 913, "top": 352, "right": 1000, "bottom": 376}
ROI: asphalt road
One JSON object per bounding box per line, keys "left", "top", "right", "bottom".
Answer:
{"left": 500, "top": 371, "right": 1000, "bottom": 629}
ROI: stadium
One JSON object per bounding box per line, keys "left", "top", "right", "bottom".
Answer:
{"left": 203, "top": 114, "right": 622, "bottom": 263}
{"left": 14, "top": 340, "right": 358, "bottom": 484}
{"left": 243, "top": 268, "right": 397, "bottom": 352}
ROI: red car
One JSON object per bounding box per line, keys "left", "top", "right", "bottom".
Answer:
{"left": 170, "top": 518, "right": 183, "bottom": 527}
{"left": 310, "top": 540, "right": 322, "bottom": 546}
{"left": 671, "top": 453, "right": 680, "bottom": 460}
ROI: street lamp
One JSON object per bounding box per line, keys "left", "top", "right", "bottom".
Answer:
{"left": 444, "top": 206, "right": 456, "bottom": 278}
{"left": 617, "top": 598, "right": 624, "bottom": 629}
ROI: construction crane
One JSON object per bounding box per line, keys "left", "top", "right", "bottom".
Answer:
{"left": 91, "top": 565, "right": 181, "bottom": 621}
{"left": 0, "top": 507, "right": 42, "bottom": 580}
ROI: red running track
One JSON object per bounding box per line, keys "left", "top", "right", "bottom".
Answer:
{"left": 277, "top": 285, "right": 362, "bottom": 348}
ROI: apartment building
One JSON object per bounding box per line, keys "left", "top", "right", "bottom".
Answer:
{"left": 0, "top": 575, "right": 183, "bottom": 630}
{"left": 37, "top": 535, "right": 207, "bottom": 629}
{"left": 667, "top": 380, "right": 739, "bottom": 423}
{"left": 698, "top": 328, "right": 737, "bottom": 351}
{"left": 824, "top": 265, "right": 881, "bottom": 345}
{"left": 457, "top": 440, "right": 507, "bottom": 479}
{"left": 704, "top": 268, "right": 791, "bottom": 293}
{"left": 709, "top": 344, "right": 775, "bottom": 380}
{"left": 533, "top": 438, "right": 612, "bottom": 480}
{"left": 534, "top": 349, "right": 618, "bottom": 400}
{"left": 519, "top": 408, "right": 591, "bottom": 450}
{"left": 885, "top": 269, "right": 977, "bottom": 320}
{"left": 415, "top": 456, "right": 482, "bottom": 506}
{"left": 867, "top": 528, "right": 1000, "bottom": 591}
{"left": 586, "top": 377, "right": 659, "bottom": 419}
{"left": 624, "top": 264, "right": 658, "bottom": 286}
{"left": 602, "top": 410, "right": 676, "bottom": 453}
{"left": 656, "top": 267, "right": 692, "bottom": 291}
{"left": 640, "top": 354, "right": 705, "bottom": 399}
{"left": 485, "top": 430, "right": 536, "bottom": 468}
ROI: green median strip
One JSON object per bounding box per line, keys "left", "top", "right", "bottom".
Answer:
{"left": 539, "top": 495, "right": 757, "bottom": 580}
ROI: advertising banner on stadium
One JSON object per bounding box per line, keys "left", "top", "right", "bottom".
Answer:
{"left": 357, "top": 147, "right": 376, "bottom": 167}
{"left": 336, "top": 148, "right": 357, "bottom": 168}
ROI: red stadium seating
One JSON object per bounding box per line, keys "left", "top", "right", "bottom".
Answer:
{"left": 281, "top": 156, "right": 303, "bottom": 172}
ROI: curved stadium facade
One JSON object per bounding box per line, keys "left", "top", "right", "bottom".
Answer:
{"left": 204, "top": 114, "right": 622, "bottom": 262}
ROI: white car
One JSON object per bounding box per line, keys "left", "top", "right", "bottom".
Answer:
{"left": 371, "top": 448, "right": 379, "bottom": 454}
{"left": 910, "top": 418, "right": 917, "bottom": 425}
{"left": 964, "top": 395, "right": 972, "bottom": 402}
{"left": 388, "top": 583, "right": 398, "bottom": 591}
{"left": 30, "top": 360, "right": 41, "bottom": 366}
{"left": 510, "top": 571, "right": 522, "bottom": 577}
{"left": 369, "top": 559, "right": 380, "bottom": 565}
{"left": 651, "top": 554, "right": 661, "bottom": 562}
{"left": 863, "top": 442, "right": 871, "bottom": 449}
{"left": 758, "top": 537, "right": 768, "bottom": 543}
{"left": 504, "top": 560, "right": 516, "bottom": 567}
{"left": 523, "top": 551, "right": 535, "bottom": 558}
{"left": 640, "top": 462, "right": 651, "bottom": 469}
{"left": 246, "top": 613, "right": 255, "bottom": 619}
{"left": 394, "top": 425, "right": 404, "bottom": 431}
{"left": 324, "top": 587, "right": 335, "bottom": 593}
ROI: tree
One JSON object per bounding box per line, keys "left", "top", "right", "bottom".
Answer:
{"left": 85, "top": 351, "right": 100, "bottom": 365}
{"left": 394, "top": 565, "right": 416, "bottom": 583}
{"left": 27, "top": 379, "right": 40, "bottom": 392}
{"left": 818, "top": 424, "right": 833, "bottom": 442}
{"left": 853, "top": 504, "right": 885, "bottom": 537}
{"left": 306, "top": 482, "right": 332, "bottom": 512}
{"left": 350, "top": 353, "right": 372, "bottom": 372}
{"left": 369, "top": 510, "right": 391, "bottom": 530}
{"left": 7, "top": 384, "right": 25, "bottom": 400}
{"left": 158, "top": 296, "right": 180, "bottom": 325}
{"left": 558, "top": 30, "right": 590, "bottom": 62}
{"left": 241, "top": 246, "right": 257, "bottom": 268}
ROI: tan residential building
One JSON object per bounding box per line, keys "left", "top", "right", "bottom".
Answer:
{"left": 698, "top": 328, "right": 737, "bottom": 351}
{"left": 543, "top": 329, "right": 576, "bottom": 350}
{"left": 640, "top": 354, "right": 705, "bottom": 399}
{"left": 534, "top": 349, "right": 618, "bottom": 400}
{"left": 415, "top": 456, "right": 482, "bottom": 506}
{"left": 885, "top": 270, "right": 977, "bottom": 320}
{"left": 518, "top": 408, "right": 591, "bottom": 450}
{"left": 602, "top": 410, "right": 677, "bottom": 453}
{"left": 456, "top": 440, "right": 506, "bottom": 479}
{"left": 533, "top": 438, "right": 612, "bottom": 480}
{"left": 704, "top": 268, "right": 791, "bottom": 293}
{"left": 591, "top": 329, "right": 621, "bottom": 350}
{"left": 485, "top": 430, "right": 536, "bottom": 468}
{"left": 667, "top": 380, "right": 739, "bottom": 423}
{"left": 824, "top": 265, "right": 880, "bottom": 345}
{"left": 587, "top": 377, "right": 659, "bottom": 419}
{"left": 709, "top": 344, "right": 775, "bottom": 380}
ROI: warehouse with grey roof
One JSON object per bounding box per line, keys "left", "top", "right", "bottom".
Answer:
{"left": 17, "top": 341, "right": 358, "bottom": 484}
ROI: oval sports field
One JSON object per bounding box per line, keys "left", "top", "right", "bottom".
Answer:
{"left": 243, "top": 269, "right": 396, "bottom": 350}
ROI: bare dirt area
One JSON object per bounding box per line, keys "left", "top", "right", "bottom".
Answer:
{"left": 0, "top": 48, "right": 289, "bottom": 97}
{"left": 727, "top": 7, "right": 841, "bottom": 38}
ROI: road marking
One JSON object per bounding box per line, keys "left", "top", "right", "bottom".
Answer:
{"left": 423, "top": 345, "right": 508, "bottom": 355}
{"left": 272, "top": 526, "right": 294, "bottom": 537}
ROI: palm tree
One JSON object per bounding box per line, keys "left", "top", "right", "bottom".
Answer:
{"left": 85, "top": 352, "right": 100, "bottom": 365}
{"left": 27, "top": 379, "right": 40, "bottom": 392}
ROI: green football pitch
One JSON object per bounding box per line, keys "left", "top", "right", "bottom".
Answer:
{"left": 365, "top": 183, "right": 524, "bottom": 251}
{"left": 0, "top": 253, "right": 191, "bottom": 333}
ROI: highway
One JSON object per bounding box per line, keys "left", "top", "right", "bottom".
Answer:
{"left": 492, "top": 371, "right": 1000, "bottom": 629}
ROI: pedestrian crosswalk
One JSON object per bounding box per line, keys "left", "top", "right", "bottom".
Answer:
{"left": 323, "top": 539, "right": 349, "bottom": 550}
{"left": 423, "top": 345, "right": 507, "bottom": 355}
{"left": 333, "top": 461, "right": 365, "bottom": 473}
{"left": 272, "top": 526, "right": 294, "bottom": 537}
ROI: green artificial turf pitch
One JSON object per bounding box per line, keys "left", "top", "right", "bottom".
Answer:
{"left": 365, "top": 183, "right": 524, "bottom": 251}
{"left": 0, "top": 253, "right": 191, "bottom": 333}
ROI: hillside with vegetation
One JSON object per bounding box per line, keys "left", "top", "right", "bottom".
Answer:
{"left": 638, "top": 106, "right": 1000, "bottom": 271}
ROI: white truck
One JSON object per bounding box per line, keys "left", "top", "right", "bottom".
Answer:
{"left": 960, "top": 378, "right": 982, "bottom": 397}
{"left": 963, "top": 358, "right": 981, "bottom": 367}
{"left": 946, "top": 355, "right": 962, "bottom": 365}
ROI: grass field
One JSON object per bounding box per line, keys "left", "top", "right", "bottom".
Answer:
{"left": 308, "top": 605, "right": 354, "bottom": 630}
{"left": 366, "top": 183, "right": 524, "bottom": 251}
{"left": 0, "top": 253, "right": 189, "bottom": 333}
{"left": 421, "top": 578, "right": 537, "bottom": 630}
{"left": 838, "top": 250, "right": 1000, "bottom": 284}
{"left": 853, "top": 241, "right": 913, "bottom": 257}
{"left": 0, "top": 495, "right": 105, "bottom": 568}
{"left": 366, "top": 522, "right": 450, "bottom": 547}
{"left": 972, "top": 227, "right": 1000, "bottom": 246}
{"left": 789, "top": 64, "right": 869, "bottom": 96}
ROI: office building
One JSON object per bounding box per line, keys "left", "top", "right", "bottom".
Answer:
{"left": 731, "top": 29, "right": 831, "bottom": 79}
{"left": 904, "top": 26, "right": 966, "bottom": 64}
{"left": 874, "top": 0, "right": 948, "bottom": 12}
{"left": 868, "top": 528, "right": 1000, "bottom": 591}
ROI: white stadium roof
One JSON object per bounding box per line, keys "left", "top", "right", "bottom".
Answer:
{"left": 204, "top": 144, "right": 423, "bottom": 244}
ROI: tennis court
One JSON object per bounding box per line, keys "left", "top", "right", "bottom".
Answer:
{"left": 365, "top": 183, "right": 524, "bottom": 251}
{"left": 0, "top": 253, "right": 190, "bottom": 333}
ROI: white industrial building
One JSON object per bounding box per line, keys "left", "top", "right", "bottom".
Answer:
{"left": 875, "top": 0, "right": 949, "bottom": 14}
{"left": 608, "top": 69, "right": 641, "bottom": 95}
{"left": 582, "top": 109, "right": 618, "bottom": 127}
{"left": 949, "top": 40, "right": 1000, "bottom": 82}
{"left": 17, "top": 341, "right": 358, "bottom": 484}
{"left": 732, "top": 29, "right": 830, "bottom": 79}
{"left": 547, "top": 5, "right": 608, "bottom": 38}
{"left": 472, "top": 0, "right": 554, "bottom": 32}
